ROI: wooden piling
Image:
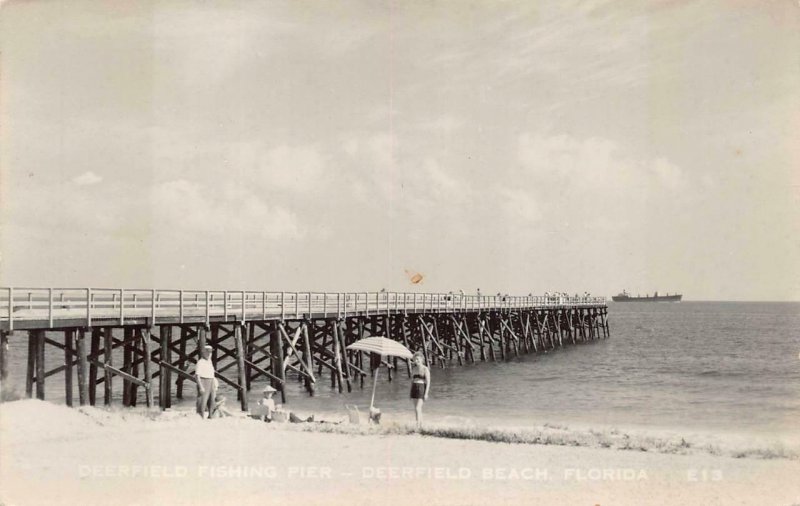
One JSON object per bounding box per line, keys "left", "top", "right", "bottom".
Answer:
{"left": 567, "top": 310, "right": 576, "bottom": 344}
{"left": 301, "top": 322, "right": 315, "bottom": 395}
{"left": 417, "top": 317, "right": 431, "bottom": 366}
{"left": 450, "top": 317, "right": 464, "bottom": 366}
{"left": 270, "top": 326, "right": 286, "bottom": 403}
{"left": 103, "top": 328, "right": 113, "bottom": 406}
{"left": 35, "top": 330, "right": 45, "bottom": 400}
{"left": 485, "top": 317, "right": 498, "bottom": 361}
{"left": 140, "top": 328, "right": 155, "bottom": 408}
{"left": 330, "top": 323, "right": 339, "bottom": 389}
{"left": 89, "top": 329, "right": 100, "bottom": 405}
{"left": 159, "top": 325, "right": 172, "bottom": 409}
{"left": 65, "top": 329, "right": 74, "bottom": 406}
{"left": 26, "top": 331, "right": 35, "bottom": 398}
{"left": 332, "top": 320, "right": 345, "bottom": 393}
{"left": 130, "top": 338, "right": 139, "bottom": 407}
{"left": 122, "top": 328, "right": 133, "bottom": 406}
{"left": 233, "top": 323, "right": 248, "bottom": 411}
{"left": 400, "top": 317, "right": 413, "bottom": 376}
{"left": 496, "top": 316, "right": 507, "bottom": 360}
{"left": 0, "top": 331, "right": 8, "bottom": 385}
{"left": 578, "top": 309, "right": 587, "bottom": 342}
{"left": 337, "top": 319, "right": 353, "bottom": 392}
{"left": 76, "top": 329, "right": 89, "bottom": 406}
{"left": 198, "top": 325, "right": 208, "bottom": 349}
{"left": 475, "top": 314, "right": 486, "bottom": 362}
{"left": 176, "top": 326, "right": 189, "bottom": 399}
{"left": 246, "top": 323, "right": 255, "bottom": 390}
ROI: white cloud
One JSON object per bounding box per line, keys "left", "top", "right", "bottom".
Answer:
{"left": 342, "top": 137, "right": 359, "bottom": 156}
{"left": 420, "top": 158, "right": 471, "bottom": 205}
{"left": 418, "top": 116, "right": 464, "bottom": 134}
{"left": 499, "top": 187, "right": 542, "bottom": 223}
{"left": 651, "top": 157, "right": 685, "bottom": 190}
{"left": 255, "top": 145, "right": 325, "bottom": 192}
{"left": 365, "top": 133, "right": 396, "bottom": 168}
{"left": 153, "top": 179, "right": 304, "bottom": 240}
{"left": 515, "top": 132, "right": 691, "bottom": 231}
{"left": 72, "top": 171, "right": 102, "bottom": 186}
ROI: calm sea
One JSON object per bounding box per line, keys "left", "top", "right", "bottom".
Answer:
{"left": 4, "top": 302, "right": 799, "bottom": 439}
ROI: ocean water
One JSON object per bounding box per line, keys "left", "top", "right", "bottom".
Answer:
{"left": 279, "top": 302, "right": 800, "bottom": 439}
{"left": 4, "top": 302, "right": 799, "bottom": 442}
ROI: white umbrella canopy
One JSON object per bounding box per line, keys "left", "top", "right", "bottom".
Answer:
{"left": 346, "top": 336, "right": 413, "bottom": 359}
{"left": 346, "top": 337, "right": 414, "bottom": 412}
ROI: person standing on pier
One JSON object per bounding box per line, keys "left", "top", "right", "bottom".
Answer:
{"left": 195, "top": 345, "right": 216, "bottom": 419}
{"left": 410, "top": 351, "right": 431, "bottom": 429}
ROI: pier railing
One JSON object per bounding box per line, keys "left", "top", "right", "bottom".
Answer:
{"left": 0, "top": 287, "right": 606, "bottom": 330}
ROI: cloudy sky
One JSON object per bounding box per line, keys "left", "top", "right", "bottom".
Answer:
{"left": 1, "top": 0, "right": 798, "bottom": 300}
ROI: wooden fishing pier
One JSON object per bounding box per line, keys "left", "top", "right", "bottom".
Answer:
{"left": 0, "top": 288, "right": 609, "bottom": 411}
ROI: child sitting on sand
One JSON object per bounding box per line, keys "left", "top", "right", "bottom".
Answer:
{"left": 257, "top": 386, "right": 277, "bottom": 422}
{"left": 210, "top": 378, "right": 233, "bottom": 418}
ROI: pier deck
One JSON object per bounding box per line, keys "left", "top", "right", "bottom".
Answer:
{"left": 0, "top": 288, "right": 609, "bottom": 412}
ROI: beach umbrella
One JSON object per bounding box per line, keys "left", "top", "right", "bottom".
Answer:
{"left": 346, "top": 337, "right": 413, "bottom": 411}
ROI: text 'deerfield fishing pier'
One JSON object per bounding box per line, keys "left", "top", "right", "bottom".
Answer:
{"left": 0, "top": 288, "right": 609, "bottom": 410}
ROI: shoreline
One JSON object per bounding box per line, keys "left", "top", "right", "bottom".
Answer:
{"left": 2, "top": 400, "right": 800, "bottom": 505}
{"left": 4, "top": 398, "right": 796, "bottom": 461}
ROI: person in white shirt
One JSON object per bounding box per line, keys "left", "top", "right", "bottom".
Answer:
{"left": 195, "top": 345, "right": 216, "bottom": 419}
{"left": 258, "top": 386, "right": 277, "bottom": 421}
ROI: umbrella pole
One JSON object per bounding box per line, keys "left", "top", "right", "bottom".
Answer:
{"left": 370, "top": 363, "right": 379, "bottom": 411}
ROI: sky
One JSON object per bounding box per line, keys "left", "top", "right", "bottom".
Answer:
{"left": 1, "top": 0, "right": 798, "bottom": 300}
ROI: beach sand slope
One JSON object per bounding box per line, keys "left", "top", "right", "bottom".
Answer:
{"left": 1, "top": 400, "right": 798, "bottom": 505}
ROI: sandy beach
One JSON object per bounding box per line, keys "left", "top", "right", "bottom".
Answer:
{"left": 1, "top": 400, "right": 798, "bottom": 506}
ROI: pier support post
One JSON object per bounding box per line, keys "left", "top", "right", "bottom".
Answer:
{"left": 176, "top": 326, "right": 189, "bottom": 399}
{"left": 450, "top": 317, "right": 464, "bottom": 366}
{"left": 35, "top": 330, "right": 45, "bottom": 400}
{"left": 104, "top": 328, "right": 113, "bottom": 406}
{"left": 89, "top": 329, "right": 100, "bottom": 405}
{"left": 141, "top": 328, "right": 155, "bottom": 408}
{"left": 246, "top": 323, "right": 255, "bottom": 391}
{"left": 76, "top": 329, "right": 89, "bottom": 406}
{"left": 233, "top": 323, "right": 249, "bottom": 411}
{"left": 64, "top": 329, "right": 74, "bottom": 407}
{"left": 159, "top": 325, "right": 172, "bottom": 409}
{"left": 552, "top": 312, "right": 563, "bottom": 347}
{"left": 478, "top": 315, "right": 489, "bottom": 361}
{"left": 198, "top": 325, "right": 208, "bottom": 350}
{"left": 490, "top": 316, "right": 503, "bottom": 360}
{"left": 301, "top": 322, "right": 315, "bottom": 395}
{"left": 129, "top": 331, "right": 140, "bottom": 407}
{"left": 400, "top": 317, "right": 413, "bottom": 376}
{"left": 122, "top": 328, "right": 133, "bottom": 406}
{"left": 338, "top": 319, "right": 353, "bottom": 392}
{"left": 26, "top": 331, "right": 35, "bottom": 398}
{"left": 332, "top": 321, "right": 345, "bottom": 393}
{"left": 270, "top": 325, "right": 286, "bottom": 403}
{"left": 330, "top": 323, "right": 339, "bottom": 389}
{"left": 0, "top": 331, "right": 8, "bottom": 387}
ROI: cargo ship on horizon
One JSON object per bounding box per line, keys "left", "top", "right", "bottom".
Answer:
{"left": 611, "top": 290, "right": 682, "bottom": 302}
